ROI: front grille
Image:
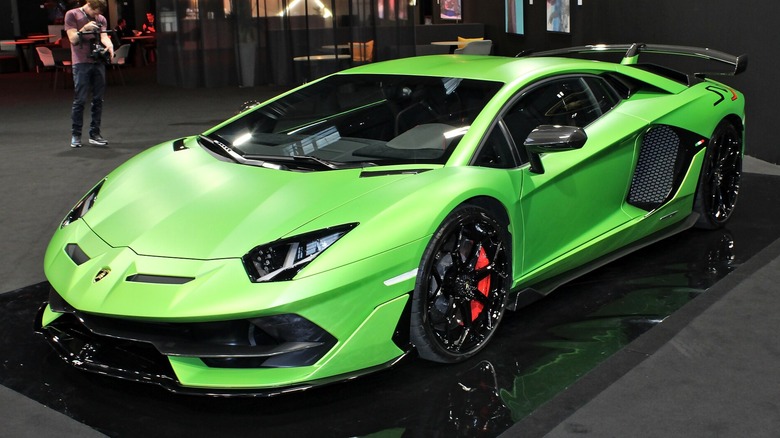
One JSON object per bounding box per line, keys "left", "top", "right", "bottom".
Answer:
{"left": 39, "top": 311, "right": 180, "bottom": 385}
{"left": 41, "top": 289, "right": 337, "bottom": 372}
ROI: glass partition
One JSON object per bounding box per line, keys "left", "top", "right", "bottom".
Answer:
{"left": 157, "top": 0, "right": 413, "bottom": 87}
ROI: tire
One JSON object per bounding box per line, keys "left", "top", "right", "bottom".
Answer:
{"left": 410, "top": 205, "right": 511, "bottom": 363}
{"left": 693, "top": 121, "right": 743, "bottom": 229}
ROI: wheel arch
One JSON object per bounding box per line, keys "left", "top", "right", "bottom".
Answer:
{"left": 461, "top": 195, "right": 515, "bottom": 276}
{"left": 461, "top": 195, "right": 510, "bottom": 229}
{"left": 722, "top": 113, "right": 745, "bottom": 142}
{"left": 692, "top": 116, "right": 743, "bottom": 229}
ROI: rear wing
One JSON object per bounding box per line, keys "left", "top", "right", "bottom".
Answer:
{"left": 518, "top": 43, "right": 747, "bottom": 78}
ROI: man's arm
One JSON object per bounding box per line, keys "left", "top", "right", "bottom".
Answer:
{"left": 100, "top": 30, "right": 114, "bottom": 58}
{"left": 66, "top": 28, "right": 80, "bottom": 46}
{"left": 66, "top": 20, "right": 102, "bottom": 46}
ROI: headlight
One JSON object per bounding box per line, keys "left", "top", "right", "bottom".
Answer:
{"left": 61, "top": 180, "right": 105, "bottom": 228}
{"left": 242, "top": 224, "right": 357, "bottom": 282}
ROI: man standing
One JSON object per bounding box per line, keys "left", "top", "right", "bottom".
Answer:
{"left": 65, "top": 0, "right": 114, "bottom": 148}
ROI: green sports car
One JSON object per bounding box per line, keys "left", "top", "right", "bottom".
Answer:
{"left": 36, "top": 43, "right": 746, "bottom": 395}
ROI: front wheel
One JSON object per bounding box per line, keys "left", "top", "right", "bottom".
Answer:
{"left": 410, "top": 205, "right": 511, "bottom": 363}
{"left": 694, "top": 121, "right": 742, "bottom": 229}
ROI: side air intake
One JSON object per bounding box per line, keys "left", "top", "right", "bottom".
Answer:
{"left": 627, "top": 125, "right": 682, "bottom": 211}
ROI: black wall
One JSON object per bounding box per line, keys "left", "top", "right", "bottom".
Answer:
{"left": 466, "top": 0, "right": 779, "bottom": 164}
{"left": 16, "top": 0, "right": 49, "bottom": 37}
{"left": 0, "top": 0, "right": 13, "bottom": 38}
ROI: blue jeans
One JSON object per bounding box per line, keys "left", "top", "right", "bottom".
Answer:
{"left": 71, "top": 62, "right": 106, "bottom": 138}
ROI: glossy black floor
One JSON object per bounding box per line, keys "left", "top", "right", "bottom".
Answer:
{"left": 1, "top": 174, "right": 777, "bottom": 438}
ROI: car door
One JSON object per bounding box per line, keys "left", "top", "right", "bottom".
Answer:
{"left": 500, "top": 75, "right": 650, "bottom": 282}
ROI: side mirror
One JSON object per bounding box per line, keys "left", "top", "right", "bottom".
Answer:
{"left": 523, "top": 125, "right": 587, "bottom": 174}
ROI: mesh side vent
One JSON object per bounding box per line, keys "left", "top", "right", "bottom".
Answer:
{"left": 628, "top": 125, "right": 681, "bottom": 210}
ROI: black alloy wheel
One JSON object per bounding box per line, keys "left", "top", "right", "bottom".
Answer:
{"left": 694, "top": 121, "right": 743, "bottom": 229}
{"left": 411, "top": 205, "right": 511, "bottom": 363}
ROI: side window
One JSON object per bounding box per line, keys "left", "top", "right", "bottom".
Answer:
{"left": 502, "top": 76, "right": 620, "bottom": 150}
{"left": 474, "top": 126, "right": 517, "bottom": 169}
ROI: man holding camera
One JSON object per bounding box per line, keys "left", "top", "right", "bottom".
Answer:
{"left": 65, "top": 0, "right": 114, "bottom": 148}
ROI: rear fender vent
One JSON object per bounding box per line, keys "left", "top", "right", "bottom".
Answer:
{"left": 627, "top": 125, "right": 705, "bottom": 211}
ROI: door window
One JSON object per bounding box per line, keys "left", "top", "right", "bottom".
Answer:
{"left": 502, "top": 76, "right": 621, "bottom": 152}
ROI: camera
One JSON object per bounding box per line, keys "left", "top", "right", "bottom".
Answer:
{"left": 89, "top": 41, "right": 112, "bottom": 64}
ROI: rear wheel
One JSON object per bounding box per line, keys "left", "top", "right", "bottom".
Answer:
{"left": 694, "top": 121, "right": 742, "bottom": 229}
{"left": 411, "top": 205, "right": 511, "bottom": 363}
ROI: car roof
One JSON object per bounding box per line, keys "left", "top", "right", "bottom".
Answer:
{"left": 340, "top": 54, "right": 610, "bottom": 84}
{"left": 337, "top": 54, "right": 688, "bottom": 95}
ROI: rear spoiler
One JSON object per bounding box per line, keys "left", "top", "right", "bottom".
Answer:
{"left": 518, "top": 43, "right": 747, "bottom": 78}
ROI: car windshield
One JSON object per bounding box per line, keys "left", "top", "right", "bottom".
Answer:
{"left": 204, "top": 74, "right": 503, "bottom": 170}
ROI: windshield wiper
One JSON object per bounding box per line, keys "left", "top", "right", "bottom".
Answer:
{"left": 239, "top": 154, "right": 337, "bottom": 170}
{"left": 294, "top": 155, "right": 379, "bottom": 170}
{"left": 292, "top": 155, "right": 341, "bottom": 170}
{"left": 242, "top": 154, "right": 347, "bottom": 171}
{"left": 199, "top": 135, "right": 287, "bottom": 170}
{"left": 200, "top": 139, "right": 373, "bottom": 171}
{"left": 198, "top": 135, "right": 238, "bottom": 163}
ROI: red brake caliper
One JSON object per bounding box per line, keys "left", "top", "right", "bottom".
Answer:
{"left": 470, "top": 246, "right": 491, "bottom": 321}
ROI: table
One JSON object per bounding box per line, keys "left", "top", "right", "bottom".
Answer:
{"left": 430, "top": 40, "right": 461, "bottom": 46}
{"left": 4, "top": 40, "right": 38, "bottom": 71}
{"left": 27, "top": 34, "right": 57, "bottom": 41}
{"left": 430, "top": 40, "right": 465, "bottom": 54}
{"left": 293, "top": 54, "right": 352, "bottom": 62}
{"left": 121, "top": 36, "right": 156, "bottom": 65}
{"left": 121, "top": 35, "right": 156, "bottom": 43}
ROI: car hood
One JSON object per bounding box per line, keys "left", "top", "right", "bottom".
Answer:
{"left": 85, "top": 139, "right": 421, "bottom": 260}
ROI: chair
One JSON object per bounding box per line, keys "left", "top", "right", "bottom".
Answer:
{"left": 457, "top": 36, "right": 483, "bottom": 50}
{"left": 52, "top": 47, "right": 73, "bottom": 88}
{"left": 455, "top": 39, "right": 493, "bottom": 55}
{"left": 110, "top": 44, "right": 131, "bottom": 85}
{"left": 351, "top": 40, "right": 374, "bottom": 64}
{"left": 35, "top": 46, "right": 70, "bottom": 90}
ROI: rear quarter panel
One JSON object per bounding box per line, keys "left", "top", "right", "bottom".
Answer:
{"left": 615, "top": 78, "right": 745, "bottom": 138}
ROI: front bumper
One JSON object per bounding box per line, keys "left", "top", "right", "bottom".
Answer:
{"left": 39, "top": 220, "right": 425, "bottom": 393}
{"left": 36, "top": 288, "right": 411, "bottom": 395}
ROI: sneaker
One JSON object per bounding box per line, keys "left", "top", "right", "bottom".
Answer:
{"left": 89, "top": 134, "right": 108, "bottom": 146}
{"left": 70, "top": 136, "right": 82, "bottom": 148}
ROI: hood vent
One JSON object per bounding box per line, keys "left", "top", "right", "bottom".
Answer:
{"left": 65, "top": 243, "right": 90, "bottom": 266}
{"left": 173, "top": 138, "right": 188, "bottom": 151}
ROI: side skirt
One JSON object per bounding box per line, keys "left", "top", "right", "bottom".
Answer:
{"left": 507, "top": 212, "right": 699, "bottom": 311}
